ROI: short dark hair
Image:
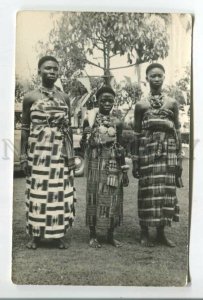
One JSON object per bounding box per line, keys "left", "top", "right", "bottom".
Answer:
{"left": 96, "top": 85, "right": 115, "bottom": 100}
{"left": 38, "top": 55, "right": 59, "bottom": 69}
{"left": 146, "top": 63, "right": 165, "bottom": 75}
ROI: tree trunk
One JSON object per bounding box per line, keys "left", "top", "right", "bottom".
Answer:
{"left": 106, "top": 41, "right": 110, "bottom": 71}
{"left": 103, "top": 42, "right": 112, "bottom": 86}
{"left": 135, "top": 62, "right": 141, "bottom": 88}
{"left": 103, "top": 42, "right": 107, "bottom": 71}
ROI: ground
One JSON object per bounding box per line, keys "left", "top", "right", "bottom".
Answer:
{"left": 12, "top": 158, "right": 190, "bottom": 286}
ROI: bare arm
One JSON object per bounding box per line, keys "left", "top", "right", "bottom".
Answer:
{"left": 20, "top": 93, "right": 35, "bottom": 176}
{"left": 116, "top": 119, "right": 123, "bottom": 145}
{"left": 131, "top": 102, "right": 143, "bottom": 157}
{"left": 64, "top": 94, "right": 72, "bottom": 127}
{"left": 79, "top": 118, "right": 90, "bottom": 153}
{"left": 64, "top": 94, "right": 73, "bottom": 143}
{"left": 20, "top": 95, "right": 32, "bottom": 158}
{"left": 173, "top": 100, "right": 182, "bottom": 157}
{"left": 131, "top": 102, "right": 144, "bottom": 178}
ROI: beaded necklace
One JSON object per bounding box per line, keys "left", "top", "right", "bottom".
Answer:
{"left": 96, "top": 113, "right": 111, "bottom": 127}
{"left": 95, "top": 113, "right": 116, "bottom": 137}
{"left": 149, "top": 92, "right": 164, "bottom": 109}
{"left": 39, "top": 85, "right": 57, "bottom": 100}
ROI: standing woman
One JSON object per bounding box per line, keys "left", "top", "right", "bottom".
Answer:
{"left": 20, "top": 56, "right": 76, "bottom": 249}
{"left": 132, "top": 63, "right": 183, "bottom": 247}
{"left": 81, "top": 86, "right": 128, "bottom": 248}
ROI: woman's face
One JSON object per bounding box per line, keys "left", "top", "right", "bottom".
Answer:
{"left": 99, "top": 92, "right": 114, "bottom": 114}
{"left": 39, "top": 60, "right": 59, "bottom": 85}
{"left": 146, "top": 67, "right": 165, "bottom": 89}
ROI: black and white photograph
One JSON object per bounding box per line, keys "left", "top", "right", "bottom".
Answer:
{"left": 12, "top": 11, "right": 192, "bottom": 286}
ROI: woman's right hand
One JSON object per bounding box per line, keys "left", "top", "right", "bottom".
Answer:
{"left": 21, "top": 161, "right": 30, "bottom": 177}
{"left": 132, "top": 160, "right": 139, "bottom": 178}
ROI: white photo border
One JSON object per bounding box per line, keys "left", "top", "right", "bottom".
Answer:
{"left": 0, "top": 0, "right": 202, "bottom": 298}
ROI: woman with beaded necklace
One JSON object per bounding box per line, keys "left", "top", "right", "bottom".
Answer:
{"left": 20, "top": 56, "right": 76, "bottom": 249}
{"left": 81, "top": 86, "right": 129, "bottom": 248}
{"left": 131, "top": 63, "right": 183, "bottom": 247}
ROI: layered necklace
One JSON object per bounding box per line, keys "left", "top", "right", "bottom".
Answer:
{"left": 149, "top": 92, "right": 164, "bottom": 109}
{"left": 96, "top": 113, "right": 111, "bottom": 127}
{"left": 95, "top": 113, "right": 116, "bottom": 137}
{"left": 39, "top": 85, "right": 57, "bottom": 100}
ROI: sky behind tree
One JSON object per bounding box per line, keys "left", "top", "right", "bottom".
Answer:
{"left": 16, "top": 11, "right": 192, "bottom": 89}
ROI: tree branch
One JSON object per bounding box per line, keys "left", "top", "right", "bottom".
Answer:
{"left": 94, "top": 43, "right": 104, "bottom": 51}
{"left": 85, "top": 58, "right": 104, "bottom": 70}
{"left": 109, "top": 62, "right": 144, "bottom": 71}
{"left": 96, "top": 32, "right": 105, "bottom": 43}
{"left": 92, "top": 56, "right": 104, "bottom": 59}
{"left": 93, "top": 36, "right": 104, "bottom": 43}
{"left": 109, "top": 52, "right": 121, "bottom": 58}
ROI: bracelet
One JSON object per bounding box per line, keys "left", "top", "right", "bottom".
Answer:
{"left": 131, "top": 155, "right": 139, "bottom": 161}
{"left": 21, "top": 127, "right": 30, "bottom": 132}
{"left": 20, "top": 154, "right": 28, "bottom": 163}
{"left": 20, "top": 160, "right": 27, "bottom": 164}
{"left": 21, "top": 123, "right": 30, "bottom": 131}
{"left": 177, "top": 154, "right": 183, "bottom": 159}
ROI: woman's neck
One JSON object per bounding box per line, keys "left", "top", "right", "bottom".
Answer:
{"left": 99, "top": 109, "right": 110, "bottom": 116}
{"left": 150, "top": 87, "right": 162, "bottom": 95}
{"left": 42, "top": 82, "right": 55, "bottom": 90}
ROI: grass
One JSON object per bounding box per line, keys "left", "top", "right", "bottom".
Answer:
{"left": 12, "top": 159, "right": 190, "bottom": 286}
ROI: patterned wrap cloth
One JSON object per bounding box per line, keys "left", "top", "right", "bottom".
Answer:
{"left": 83, "top": 113, "right": 124, "bottom": 230}
{"left": 25, "top": 90, "right": 76, "bottom": 239}
{"left": 137, "top": 106, "right": 180, "bottom": 227}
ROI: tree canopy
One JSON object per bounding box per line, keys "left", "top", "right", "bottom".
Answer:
{"left": 38, "top": 12, "right": 170, "bottom": 88}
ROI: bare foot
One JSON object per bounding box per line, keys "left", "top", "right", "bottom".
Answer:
{"left": 140, "top": 232, "right": 154, "bottom": 247}
{"left": 107, "top": 238, "right": 122, "bottom": 248}
{"left": 156, "top": 234, "right": 176, "bottom": 247}
{"left": 57, "top": 238, "right": 68, "bottom": 249}
{"left": 26, "top": 237, "right": 39, "bottom": 250}
{"left": 89, "top": 238, "right": 101, "bottom": 249}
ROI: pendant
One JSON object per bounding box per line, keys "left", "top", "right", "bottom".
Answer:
{"left": 108, "top": 127, "right": 116, "bottom": 137}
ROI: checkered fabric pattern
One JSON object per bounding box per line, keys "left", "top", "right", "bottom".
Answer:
{"left": 25, "top": 95, "right": 76, "bottom": 238}
{"left": 137, "top": 108, "right": 180, "bottom": 227}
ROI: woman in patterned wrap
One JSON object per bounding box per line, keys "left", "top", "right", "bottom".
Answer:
{"left": 20, "top": 56, "right": 76, "bottom": 249}
{"left": 132, "top": 63, "right": 183, "bottom": 247}
{"left": 81, "top": 86, "right": 129, "bottom": 248}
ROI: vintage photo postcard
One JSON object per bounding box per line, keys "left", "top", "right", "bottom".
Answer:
{"left": 12, "top": 11, "right": 192, "bottom": 286}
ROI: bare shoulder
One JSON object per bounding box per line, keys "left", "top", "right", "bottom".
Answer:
{"left": 164, "top": 96, "right": 178, "bottom": 109}
{"left": 166, "top": 96, "right": 176, "bottom": 104}
{"left": 23, "top": 90, "right": 40, "bottom": 104}
{"left": 135, "top": 99, "right": 149, "bottom": 112}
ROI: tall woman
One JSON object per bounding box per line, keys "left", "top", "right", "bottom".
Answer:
{"left": 20, "top": 56, "right": 76, "bottom": 249}
{"left": 132, "top": 63, "right": 183, "bottom": 247}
